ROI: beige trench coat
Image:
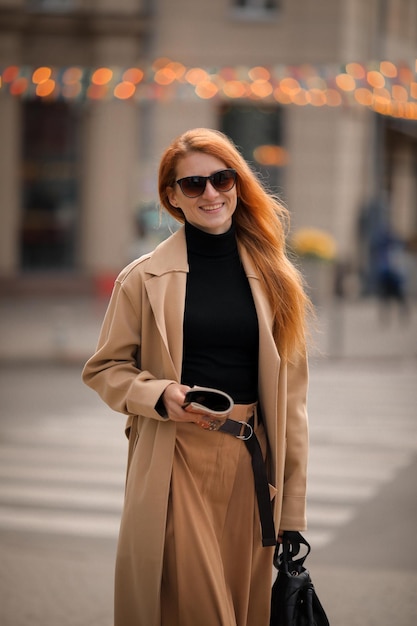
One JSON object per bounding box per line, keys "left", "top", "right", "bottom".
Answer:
{"left": 82, "top": 226, "right": 309, "bottom": 626}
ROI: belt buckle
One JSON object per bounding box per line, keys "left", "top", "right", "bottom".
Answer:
{"left": 236, "top": 420, "right": 253, "bottom": 441}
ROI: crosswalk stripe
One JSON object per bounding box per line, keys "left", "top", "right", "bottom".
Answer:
{"left": 0, "top": 505, "right": 120, "bottom": 538}
{"left": 0, "top": 483, "right": 124, "bottom": 511}
{"left": 304, "top": 530, "right": 335, "bottom": 550}
{"left": 307, "top": 503, "right": 354, "bottom": 526}
{"left": 0, "top": 444, "right": 126, "bottom": 466}
{"left": 0, "top": 463, "right": 125, "bottom": 487}
{"left": 307, "top": 479, "right": 378, "bottom": 502}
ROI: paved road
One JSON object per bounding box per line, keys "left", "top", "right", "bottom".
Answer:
{"left": 0, "top": 359, "right": 416, "bottom": 625}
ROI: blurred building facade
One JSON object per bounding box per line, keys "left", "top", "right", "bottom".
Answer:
{"left": 0, "top": 0, "right": 416, "bottom": 295}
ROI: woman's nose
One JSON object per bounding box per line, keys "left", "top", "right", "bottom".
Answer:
{"left": 202, "top": 180, "right": 219, "bottom": 197}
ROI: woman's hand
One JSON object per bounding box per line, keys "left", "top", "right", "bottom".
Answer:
{"left": 162, "top": 383, "right": 224, "bottom": 430}
{"left": 162, "top": 383, "right": 192, "bottom": 422}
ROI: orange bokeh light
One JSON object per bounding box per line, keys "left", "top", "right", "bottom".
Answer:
{"left": 195, "top": 81, "right": 218, "bottom": 99}
{"left": 354, "top": 87, "right": 373, "bottom": 106}
{"left": 248, "top": 66, "right": 270, "bottom": 81}
{"left": 306, "top": 76, "right": 327, "bottom": 90}
{"left": 309, "top": 89, "right": 326, "bottom": 106}
{"left": 223, "top": 80, "right": 247, "bottom": 98}
{"left": 392, "top": 84, "right": 408, "bottom": 102}
{"left": 273, "top": 87, "right": 292, "bottom": 104}
{"left": 36, "top": 79, "right": 56, "bottom": 97}
{"left": 166, "top": 61, "right": 186, "bottom": 79}
{"left": 380, "top": 61, "right": 397, "bottom": 78}
{"left": 367, "top": 71, "right": 385, "bottom": 89}
{"left": 373, "top": 87, "right": 391, "bottom": 102}
{"left": 9, "top": 77, "right": 28, "bottom": 96}
{"left": 92, "top": 68, "right": 113, "bottom": 86}
{"left": 114, "top": 81, "right": 136, "bottom": 99}
{"left": 154, "top": 68, "right": 176, "bottom": 85}
{"left": 87, "top": 83, "right": 108, "bottom": 99}
{"left": 185, "top": 68, "right": 209, "bottom": 85}
{"left": 253, "top": 145, "right": 288, "bottom": 166}
{"left": 250, "top": 80, "right": 273, "bottom": 98}
{"left": 279, "top": 77, "right": 300, "bottom": 95}
{"left": 292, "top": 89, "right": 310, "bottom": 106}
{"left": 335, "top": 73, "right": 356, "bottom": 91}
{"left": 2, "top": 66, "right": 19, "bottom": 83}
{"left": 62, "top": 67, "right": 83, "bottom": 84}
{"left": 32, "top": 67, "right": 52, "bottom": 84}
{"left": 346, "top": 63, "right": 366, "bottom": 79}
{"left": 123, "top": 68, "right": 144, "bottom": 84}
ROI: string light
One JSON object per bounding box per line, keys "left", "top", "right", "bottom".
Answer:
{"left": 0, "top": 59, "right": 416, "bottom": 119}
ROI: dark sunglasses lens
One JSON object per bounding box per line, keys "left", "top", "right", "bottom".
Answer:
{"left": 178, "top": 170, "right": 236, "bottom": 197}
{"left": 180, "top": 177, "right": 206, "bottom": 197}
{"left": 212, "top": 170, "right": 236, "bottom": 191}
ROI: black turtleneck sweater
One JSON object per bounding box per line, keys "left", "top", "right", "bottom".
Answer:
{"left": 181, "top": 221, "right": 259, "bottom": 404}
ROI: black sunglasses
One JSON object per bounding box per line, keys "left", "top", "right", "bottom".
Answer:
{"left": 176, "top": 168, "right": 237, "bottom": 198}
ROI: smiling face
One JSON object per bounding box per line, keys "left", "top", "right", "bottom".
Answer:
{"left": 167, "top": 152, "right": 238, "bottom": 235}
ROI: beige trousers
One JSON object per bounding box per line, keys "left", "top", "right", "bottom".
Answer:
{"left": 161, "top": 404, "right": 274, "bottom": 626}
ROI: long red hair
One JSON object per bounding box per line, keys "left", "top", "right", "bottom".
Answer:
{"left": 158, "top": 128, "right": 312, "bottom": 360}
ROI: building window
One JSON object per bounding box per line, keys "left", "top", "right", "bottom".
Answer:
{"left": 20, "top": 101, "right": 80, "bottom": 271}
{"left": 220, "top": 104, "right": 286, "bottom": 195}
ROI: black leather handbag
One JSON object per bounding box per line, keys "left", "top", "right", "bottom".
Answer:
{"left": 270, "top": 531, "right": 330, "bottom": 626}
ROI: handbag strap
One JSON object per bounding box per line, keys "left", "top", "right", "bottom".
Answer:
{"left": 274, "top": 530, "right": 311, "bottom": 569}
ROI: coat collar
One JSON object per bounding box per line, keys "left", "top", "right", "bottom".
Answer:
{"left": 145, "top": 227, "right": 189, "bottom": 276}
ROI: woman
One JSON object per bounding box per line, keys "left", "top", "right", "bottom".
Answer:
{"left": 82, "top": 128, "right": 311, "bottom": 626}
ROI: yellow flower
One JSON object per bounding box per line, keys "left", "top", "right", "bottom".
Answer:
{"left": 290, "top": 228, "right": 337, "bottom": 261}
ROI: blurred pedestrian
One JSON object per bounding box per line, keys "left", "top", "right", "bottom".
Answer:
{"left": 372, "top": 224, "right": 409, "bottom": 323}
{"left": 82, "top": 128, "right": 311, "bottom": 626}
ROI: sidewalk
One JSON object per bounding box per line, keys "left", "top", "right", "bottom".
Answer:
{"left": 0, "top": 293, "right": 416, "bottom": 363}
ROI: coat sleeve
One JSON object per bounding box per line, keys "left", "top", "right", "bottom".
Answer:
{"left": 279, "top": 350, "right": 309, "bottom": 530}
{"left": 82, "top": 273, "right": 175, "bottom": 421}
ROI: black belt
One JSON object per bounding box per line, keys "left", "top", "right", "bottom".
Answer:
{"left": 219, "top": 415, "right": 276, "bottom": 547}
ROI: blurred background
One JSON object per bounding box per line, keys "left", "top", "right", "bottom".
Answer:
{"left": 0, "top": 0, "right": 416, "bottom": 311}
{"left": 0, "top": 0, "right": 416, "bottom": 359}
{"left": 0, "top": 1, "right": 416, "bottom": 625}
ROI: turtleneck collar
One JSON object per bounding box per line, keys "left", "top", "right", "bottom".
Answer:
{"left": 185, "top": 220, "right": 238, "bottom": 257}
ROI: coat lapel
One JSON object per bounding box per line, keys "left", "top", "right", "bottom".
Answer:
{"left": 144, "top": 228, "right": 188, "bottom": 381}
{"left": 240, "top": 246, "right": 281, "bottom": 445}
